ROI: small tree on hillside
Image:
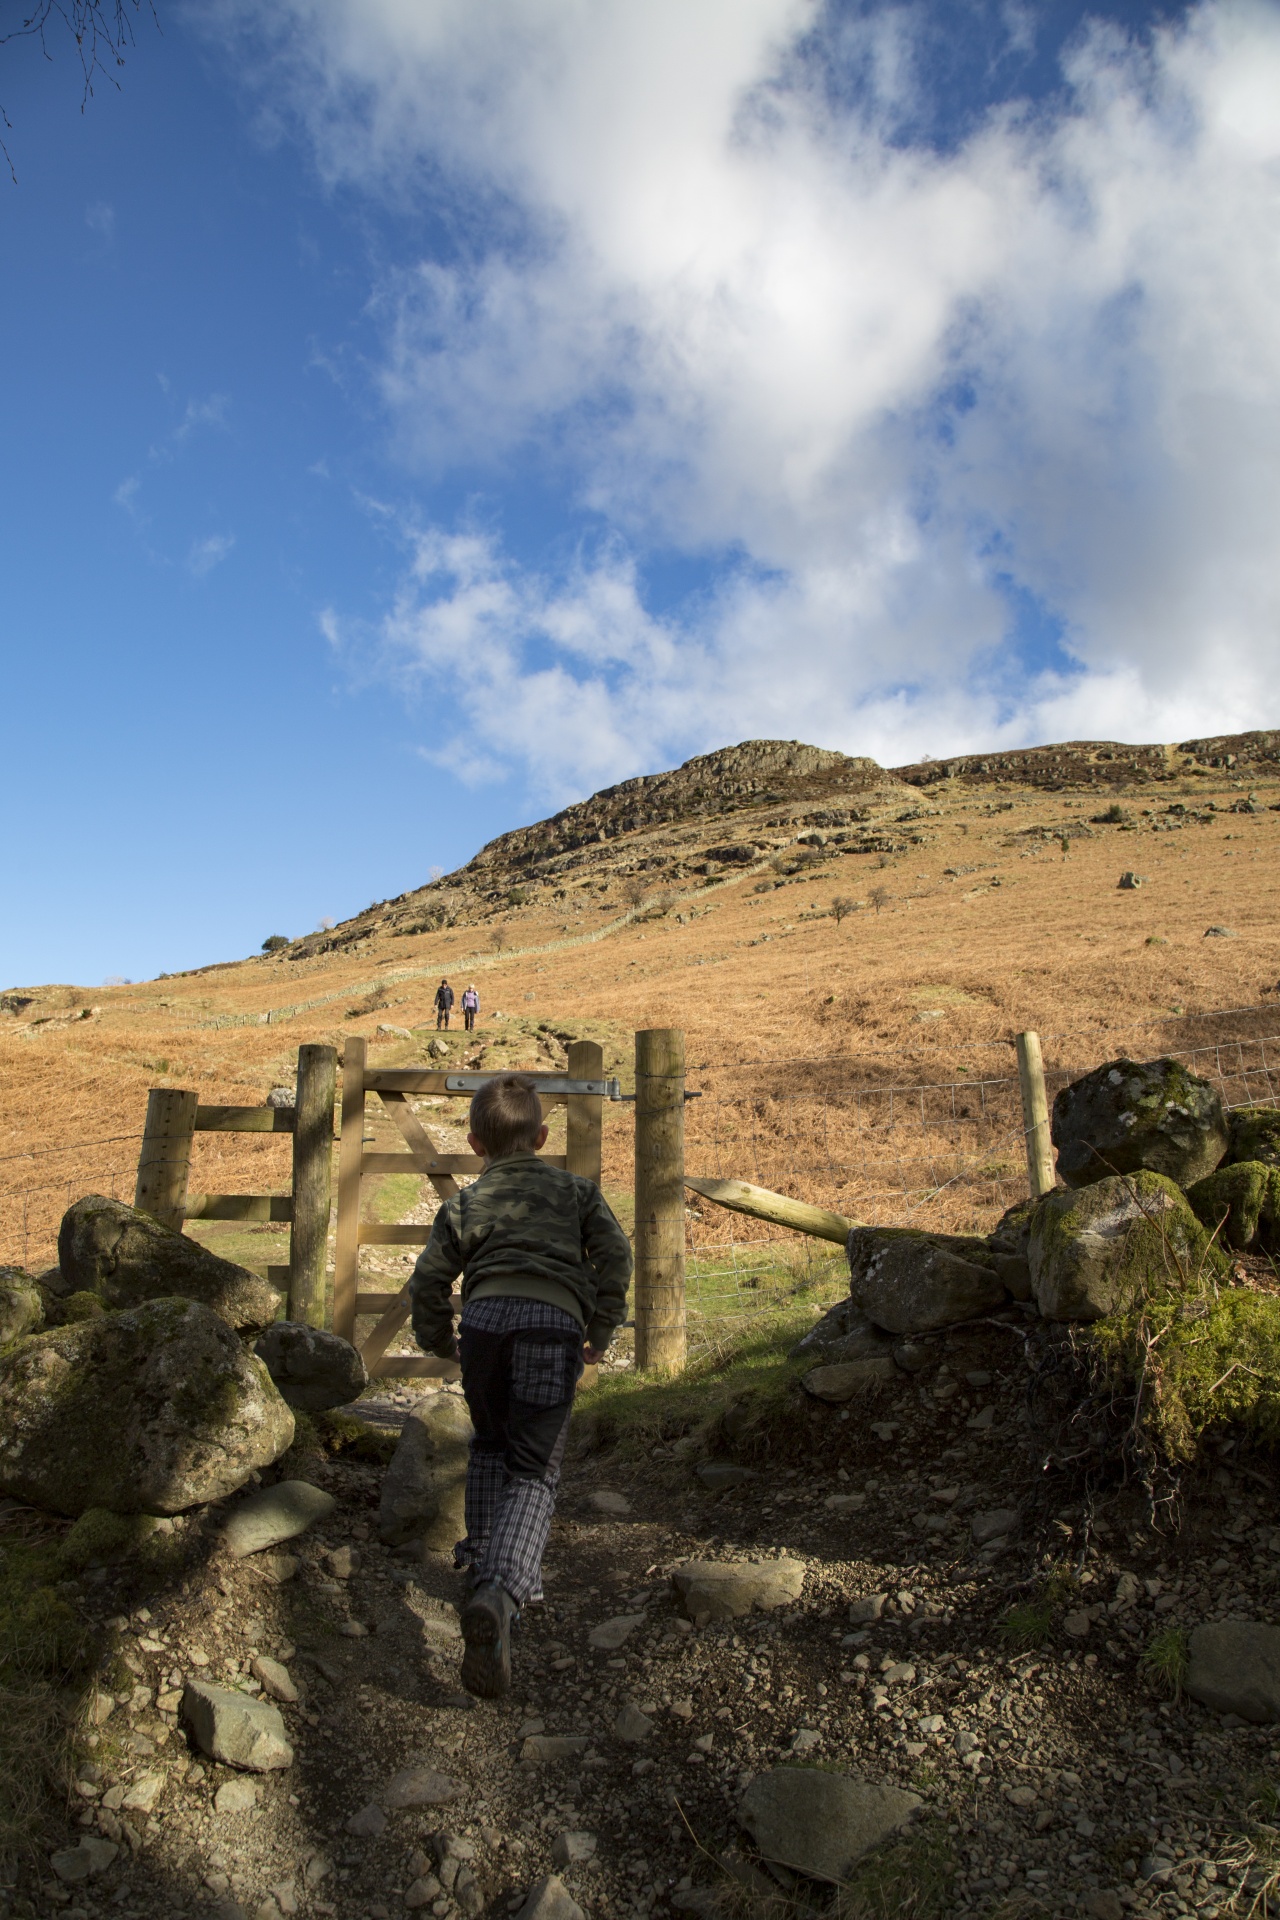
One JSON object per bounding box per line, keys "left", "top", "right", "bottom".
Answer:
{"left": 831, "top": 897, "right": 855, "bottom": 927}
{"left": 869, "top": 885, "right": 891, "bottom": 914}
{"left": 622, "top": 876, "right": 648, "bottom": 909}
{"left": 261, "top": 934, "right": 289, "bottom": 953}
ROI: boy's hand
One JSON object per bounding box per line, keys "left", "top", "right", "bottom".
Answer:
{"left": 582, "top": 1344, "right": 606, "bottom": 1366}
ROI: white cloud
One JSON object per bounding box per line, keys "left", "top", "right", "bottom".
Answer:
{"left": 229, "top": 0, "right": 1280, "bottom": 790}
{"left": 188, "top": 533, "right": 235, "bottom": 576}
{"left": 85, "top": 201, "right": 115, "bottom": 240}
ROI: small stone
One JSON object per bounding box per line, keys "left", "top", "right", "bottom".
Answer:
{"left": 90, "top": 1690, "right": 115, "bottom": 1726}
{"left": 586, "top": 1490, "right": 631, "bottom": 1515}
{"left": 223, "top": 1480, "right": 336, "bottom": 1558}
{"left": 182, "top": 1682, "right": 294, "bottom": 1771}
{"left": 120, "top": 1773, "right": 164, "bottom": 1813}
{"left": 739, "top": 1767, "right": 920, "bottom": 1883}
{"left": 695, "top": 1463, "right": 759, "bottom": 1490}
{"left": 256, "top": 1553, "right": 301, "bottom": 1584}
{"left": 326, "top": 1545, "right": 360, "bottom": 1580}
{"left": 339, "top": 1621, "right": 369, "bottom": 1638}
{"left": 847, "top": 1594, "right": 887, "bottom": 1625}
{"left": 588, "top": 1615, "right": 645, "bottom": 1650}
{"left": 550, "top": 1831, "right": 597, "bottom": 1866}
{"left": 613, "top": 1704, "right": 653, "bottom": 1744}
{"left": 404, "top": 1877, "right": 442, "bottom": 1909}
{"left": 380, "top": 1766, "right": 460, "bottom": 1809}
{"left": 1084, "top": 1894, "right": 1125, "bottom": 1920}
{"left": 521, "top": 1736, "right": 588, "bottom": 1763}
{"left": 671, "top": 1558, "right": 805, "bottom": 1627}
{"left": 513, "top": 1876, "right": 584, "bottom": 1920}
{"left": 971, "top": 1508, "right": 1018, "bottom": 1545}
{"left": 213, "top": 1779, "right": 259, "bottom": 1815}
{"left": 801, "top": 1357, "right": 897, "bottom": 1402}
{"left": 1062, "top": 1611, "right": 1093, "bottom": 1639}
{"left": 250, "top": 1656, "right": 298, "bottom": 1703}
{"left": 1004, "top": 1786, "right": 1037, "bottom": 1808}
{"left": 50, "top": 1839, "right": 119, "bottom": 1883}
{"left": 346, "top": 1804, "right": 387, "bottom": 1838}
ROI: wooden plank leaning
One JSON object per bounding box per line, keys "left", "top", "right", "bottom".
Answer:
{"left": 683, "top": 1175, "right": 857, "bottom": 1245}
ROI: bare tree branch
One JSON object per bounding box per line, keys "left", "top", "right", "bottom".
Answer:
{"left": 1, "top": 0, "right": 159, "bottom": 182}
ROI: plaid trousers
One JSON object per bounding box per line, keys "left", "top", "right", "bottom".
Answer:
{"left": 456, "top": 1296, "right": 584, "bottom": 1606}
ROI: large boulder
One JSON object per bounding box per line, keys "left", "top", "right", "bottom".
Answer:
{"left": 0, "top": 1297, "right": 294, "bottom": 1516}
{"left": 1186, "top": 1162, "right": 1280, "bottom": 1253}
{"left": 847, "top": 1227, "right": 1006, "bottom": 1335}
{"left": 1050, "top": 1057, "right": 1228, "bottom": 1189}
{"left": 58, "top": 1194, "right": 281, "bottom": 1334}
{"left": 1028, "top": 1171, "right": 1219, "bottom": 1322}
{"left": 0, "top": 1268, "right": 44, "bottom": 1345}
{"left": 254, "top": 1322, "right": 368, "bottom": 1411}
{"left": 377, "top": 1392, "right": 473, "bottom": 1550}
{"left": 1226, "top": 1108, "right": 1280, "bottom": 1169}
{"left": 738, "top": 1767, "right": 920, "bottom": 1882}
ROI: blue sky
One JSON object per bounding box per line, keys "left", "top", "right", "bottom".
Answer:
{"left": 2, "top": 0, "right": 1278, "bottom": 987}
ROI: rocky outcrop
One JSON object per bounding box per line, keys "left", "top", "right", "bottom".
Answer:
{"left": 0, "top": 1267, "right": 44, "bottom": 1344}
{"left": 1050, "top": 1059, "right": 1228, "bottom": 1190}
{"left": 58, "top": 1195, "right": 281, "bottom": 1333}
{"left": 1186, "top": 1162, "right": 1280, "bottom": 1253}
{"left": 788, "top": 1301, "right": 893, "bottom": 1363}
{"left": 847, "top": 1227, "right": 1007, "bottom": 1335}
{"left": 254, "top": 1322, "right": 368, "bottom": 1411}
{"left": 378, "top": 1393, "right": 473, "bottom": 1550}
{"left": 0, "top": 1297, "right": 294, "bottom": 1516}
{"left": 1028, "top": 1172, "right": 1218, "bottom": 1322}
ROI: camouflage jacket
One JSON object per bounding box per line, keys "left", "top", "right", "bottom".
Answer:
{"left": 409, "top": 1151, "right": 633, "bottom": 1359}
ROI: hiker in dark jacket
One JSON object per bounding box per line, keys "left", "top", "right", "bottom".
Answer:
{"left": 410, "top": 1074, "right": 632, "bottom": 1698}
{"left": 434, "top": 979, "right": 455, "bottom": 1029}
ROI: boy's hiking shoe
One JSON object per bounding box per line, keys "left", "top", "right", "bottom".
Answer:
{"left": 460, "top": 1581, "right": 517, "bottom": 1698}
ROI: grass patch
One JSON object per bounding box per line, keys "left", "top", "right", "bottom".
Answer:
{"left": 1141, "top": 1624, "right": 1189, "bottom": 1699}
{"left": 997, "top": 1569, "right": 1078, "bottom": 1651}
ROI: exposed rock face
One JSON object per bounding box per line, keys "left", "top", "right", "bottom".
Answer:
{"left": 378, "top": 1393, "right": 473, "bottom": 1550}
{"left": 1187, "top": 1162, "right": 1280, "bottom": 1253}
{"left": 1186, "top": 1622, "right": 1280, "bottom": 1723}
{"left": 670, "top": 1557, "right": 805, "bottom": 1625}
{"left": 0, "top": 1297, "right": 294, "bottom": 1516}
{"left": 254, "top": 1322, "right": 368, "bottom": 1411}
{"left": 1226, "top": 1107, "right": 1280, "bottom": 1169}
{"left": 0, "top": 1267, "right": 44, "bottom": 1344}
{"left": 738, "top": 1767, "right": 920, "bottom": 1882}
{"left": 847, "top": 1227, "right": 1006, "bottom": 1335}
{"left": 1028, "top": 1172, "right": 1217, "bottom": 1322}
{"left": 1050, "top": 1058, "right": 1228, "bottom": 1190}
{"left": 58, "top": 1195, "right": 281, "bottom": 1333}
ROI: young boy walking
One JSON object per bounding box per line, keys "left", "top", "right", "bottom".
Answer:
{"left": 409, "top": 1074, "right": 632, "bottom": 1698}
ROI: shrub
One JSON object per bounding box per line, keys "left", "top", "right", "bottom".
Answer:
{"left": 1142, "top": 1625, "right": 1189, "bottom": 1698}
{"left": 261, "top": 935, "right": 290, "bottom": 953}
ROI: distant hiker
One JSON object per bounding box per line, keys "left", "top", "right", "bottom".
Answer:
{"left": 435, "top": 978, "right": 455, "bottom": 1029}
{"left": 409, "top": 1074, "right": 632, "bottom": 1699}
{"left": 462, "top": 983, "right": 480, "bottom": 1032}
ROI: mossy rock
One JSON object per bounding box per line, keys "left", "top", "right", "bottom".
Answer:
{"left": 53, "top": 1290, "right": 107, "bottom": 1326}
{"left": 58, "top": 1194, "right": 281, "bottom": 1334}
{"left": 1093, "top": 1282, "right": 1280, "bottom": 1460}
{"left": 1029, "top": 1170, "right": 1225, "bottom": 1322}
{"left": 0, "top": 1296, "right": 294, "bottom": 1517}
{"left": 847, "top": 1225, "right": 1007, "bottom": 1335}
{"left": 57, "top": 1508, "right": 161, "bottom": 1572}
{"left": 1186, "top": 1161, "right": 1280, "bottom": 1253}
{"left": 0, "top": 1268, "right": 44, "bottom": 1345}
{"left": 1050, "top": 1057, "right": 1228, "bottom": 1189}
{"left": 1226, "top": 1107, "right": 1280, "bottom": 1170}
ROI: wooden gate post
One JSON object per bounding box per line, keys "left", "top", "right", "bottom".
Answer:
{"left": 135, "top": 1088, "right": 199, "bottom": 1231}
{"left": 634, "top": 1027, "right": 686, "bottom": 1372}
{"left": 565, "top": 1039, "right": 604, "bottom": 1186}
{"left": 332, "top": 1036, "right": 366, "bottom": 1343}
{"left": 1016, "top": 1030, "right": 1056, "bottom": 1198}
{"left": 290, "top": 1044, "right": 337, "bottom": 1327}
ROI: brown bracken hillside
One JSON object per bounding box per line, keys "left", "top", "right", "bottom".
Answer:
{"left": 4, "top": 729, "right": 1279, "bottom": 1269}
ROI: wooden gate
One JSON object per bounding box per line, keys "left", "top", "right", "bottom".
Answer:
{"left": 331, "top": 1037, "right": 617, "bottom": 1382}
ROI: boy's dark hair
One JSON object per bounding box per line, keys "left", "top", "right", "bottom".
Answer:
{"left": 470, "top": 1075, "right": 543, "bottom": 1158}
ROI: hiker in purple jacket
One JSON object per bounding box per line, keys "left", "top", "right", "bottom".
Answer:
{"left": 462, "top": 984, "right": 480, "bottom": 1032}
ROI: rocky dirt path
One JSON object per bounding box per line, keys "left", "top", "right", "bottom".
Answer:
{"left": 23, "top": 1329, "right": 1280, "bottom": 1920}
